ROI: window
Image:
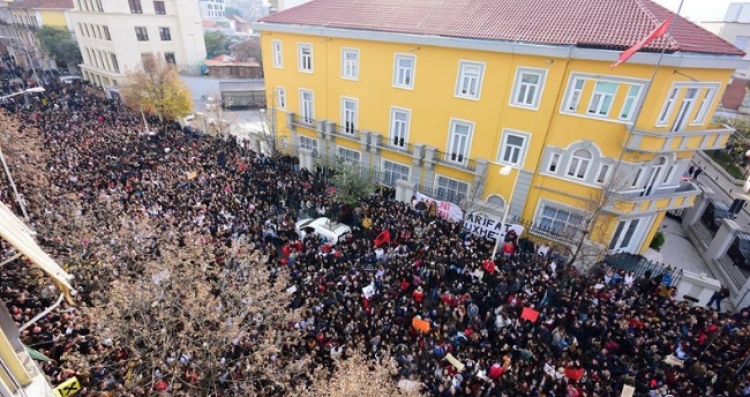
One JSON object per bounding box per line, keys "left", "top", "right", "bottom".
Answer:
{"left": 566, "top": 78, "right": 584, "bottom": 112}
{"left": 164, "top": 52, "right": 175, "bottom": 64}
{"left": 389, "top": 107, "right": 410, "bottom": 148}
{"left": 630, "top": 168, "right": 643, "bottom": 188}
{"left": 272, "top": 40, "right": 283, "bottom": 68}
{"left": 447, "top": 120, "right": 473, "bottom": 165}
{"left": 619, "top": 85, "right": 641, "bottom": 121}
{"left": 159, "top": 27, "right": 171, "bottom": 41}
{"left": 276, "top": 87, "right": 286, "bottom": 109}
{"left": 341, "top": 97, "right": 357, "bottom": 134}
{"left": 537, "top": 204, "right": 585, "bottom": 239}
{"left": 663, "top": 164, "right": 675, "bottom": 184}
{"left": 547, "top": 153, "right": 561, "bottom": 173}
{"left": 128, "top": 0, "right": 143, "bottom": 13}
{"left": 299, "top": 136, "right": 318, "bottom": 152}
{"left": 299, "top": 89, "right": 314, "bottom": 125}
{"left": 692, "top": 88, "right": 715, "bottom": 125}
{"left": 103, "top": 25, "right": 111, "bottom": 40}
{"left": 455, "top": 61, "right": 484, "bottom": 99}
{"left": 596, "top": 164, "right": 611, "bottom": 184}
{"left": 110, "top": 53, "right": 119, "bottom": 73}
{"left": 382, "top": 160, "right": 410, "bottom": 187}
{"left": 141, "top": 53, "right": 154, "bottom": 70}
{"left": 393, "top": 54, "right": 415, "bottom": 89}
{"left": 84, "top": 24, "right": 90, "bottom": 37}
{"left": 341, "top": 48, "right": 359, "bottom": 80}
{"left": 587, "top": 81, "right": 618, "bottom": 116}
{"left": 658, "top": 87, "right": 678, "bottom": 126}
{"left": 498, "top": 131, "right": 528, "bottom": 166}
{"left": 95, "top": 25, "right": 102, "bottom": 39}
{"left": 298, "top": 43, "right": 313, "bottom": 73}
{"left": 735, "top": 36, "right": 750, "bottom": 50}
{"left": 511, "top": 68, "right": 546, "bottom": 109}
{"left": 134, "top": 26, "right": 148, "bottom": 41}
{"left": 566, "top": 149, "right": 592, "bottom": 180}
{"left": 153, "top": 0, "right": 166, "bottom": 14}
{"left": 337, "top": 147, "right": 360, "bottom": 165}
{"left": 436, "top": 175, "right": 469, "bottom": 204}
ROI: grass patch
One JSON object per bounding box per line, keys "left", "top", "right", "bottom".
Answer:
{"left": 704, "top": 150, "right": 747, "bottom": 180}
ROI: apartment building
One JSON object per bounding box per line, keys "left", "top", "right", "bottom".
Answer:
{"left": 199, "top": 0, "right": 225, "bottom": 20}
{"left": 255, "top": 0, "right": 748, "bottom": 255}
{"left": 68, "top": 0, "right": 206, "bottom": 97}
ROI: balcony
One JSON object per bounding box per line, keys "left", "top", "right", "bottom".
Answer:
{"left": 375, "top": 135, "right": 414, "bottom": 155}
{"left": 623, "top": 123, "right": 733, "bottom": 153}
{"left": 607, "top": 181, "right": 700, "bottom": 214}
{"left": 434, "top": 150, "right": 476, "bottom": 171}
{"left": 290, "top": 113, "right": 317, "bottom": 129}
{"left": 329, "top": 122, "right": 361, "bottom": 142}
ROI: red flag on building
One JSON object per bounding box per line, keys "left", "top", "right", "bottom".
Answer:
{"left": 611, "top": 15, "right": 674, "bottom": 69}
{"left": 374, "top": 229, "right": 391, "bottom": 247}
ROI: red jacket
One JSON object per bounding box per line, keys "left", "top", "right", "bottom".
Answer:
{"left": 413, "top": 289, "right": 424, "bottom": 303}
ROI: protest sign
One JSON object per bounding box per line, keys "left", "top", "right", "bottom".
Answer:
{"left": 521, "top": 307, "right": 540, "bottom": 322}
{"left": 412, "top": 317, "right": 430, "bottom": 333}
{"left": 53, "top": 377, "right": 81, "bottom": 397}
{"left": 445, "top": 353, "right": 465, "bottom": 371}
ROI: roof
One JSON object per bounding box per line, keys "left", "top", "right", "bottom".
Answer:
{"left": 227, "top": 14, "right": 247, "bottom": 24}
{"left": 259, "top": 0, "right": 743, "bottom": 56}
{"left": 8, "top": 0, "right": 73, "bottom": 9}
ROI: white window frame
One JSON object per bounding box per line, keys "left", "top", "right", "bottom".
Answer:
{"left": 389, "top": 106, "right": 411, "bottom": 149}
{"left": 690, "top": 88, "right": 716, "bottom": 126}
{"left": 276, "top": 87, "right": 286, "bottom": 109}
{"left": 393, "top": 53, "right": 416, "bottom": 90}
{"left": 596, "top": 163, "right": 612, "bottom": 184}
{"left": 298, "top": 43, "right": 313, "bottom": 73}
{"left": 587, "top": 81, "right": 619, "bottom": 117}
{"left": 299, "top": 88, "right": 314, "bottom": 125}
{"left": 272, "top": 40, "right": 283, "bottom": 68}
{"left": 565, "top": 78, "right": 585, "bottom": 112}
{"left": 619, "top": 84, "right": 642, "bottom": 121}
{"left": 435, "top": 174, "right": 470, "bottom": 204}
{"left": 657, "top": 87, "right": 679, "bottom": 127}
{"left": 446, "top": 119, "right": 474, "bottom": 165}
{"left": 547, "top": 153, "right": 561, "bottom": 173}
{"left": 510, "top": 67, "right": 547, "bottom": 110}
{"left": 337, "top": 146, "right": 361, "bottom": 165}
{"left": 497, "top": 129, "right": 530, "bottom": 167}
{"left": 534, "top": 201, "right": 586, "bottom": 240}
{"left": 454, "top": 60, "right": 485, "bottom": 100}
{"left": 341, "top": 47, "right": 359, "bottom": 80}
{"left": 382, "top": 159, "right": 410, "bottom": 186}
{"left": 299, "top": 135, "right": 318, "bottom": 152}
{"left": 341, "top": 97, "right": 358, "bottom": 134}
{"left": 566, "top": 149, "right": 593, "bottom": 180}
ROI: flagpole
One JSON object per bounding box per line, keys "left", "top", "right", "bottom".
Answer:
{"left": 610, "top": 0, "right": 685, "bottom": 183}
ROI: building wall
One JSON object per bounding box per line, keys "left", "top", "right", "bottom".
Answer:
{"left": 260, "top": 30, "right": 736, "bottom": 254}
{"left": 701, "top": 21, "right": 750, "bottom": 77}
{"left": 37, "top": 9, "right": 67, "bottom": 28}
{"left": 69, "top": 0, "right": 206, "bottom": 92}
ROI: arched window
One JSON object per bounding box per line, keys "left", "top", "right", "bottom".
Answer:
{"left": 567, "top": 149, "right": 592, "bottom": 180}
{"left": 486, "top": 194, "right": 506, "bottom": 208}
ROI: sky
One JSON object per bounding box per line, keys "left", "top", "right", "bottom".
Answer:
{"left": 652, "top": 0, "right": 733, "bottom": 22}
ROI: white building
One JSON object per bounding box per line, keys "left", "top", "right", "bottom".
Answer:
{"left": 199, "top": 0, "right": 225, "bottom": 20}
{"left": 267, "top": 0, "right": 311, "bottom": 13}
{"left": 68, "top": 0, "right": 206, "bottom": 97}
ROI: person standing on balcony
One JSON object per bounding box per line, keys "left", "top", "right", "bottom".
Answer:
{"left": 692, "top": 167, "right": 703, "bottom": 181}
{"left": 707, "top": 286, "right": 730, "bottom": 311}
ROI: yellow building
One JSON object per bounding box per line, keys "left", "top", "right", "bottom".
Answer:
{"left": 253, "top": 0, "right": 749, "bottom": 255}
{"left": 0, "top": 0, "right": 74, "bottom": 70}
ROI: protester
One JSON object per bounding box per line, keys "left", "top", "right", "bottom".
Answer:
{"left": 1, "top": 68, "right": 750, "bottom": 397}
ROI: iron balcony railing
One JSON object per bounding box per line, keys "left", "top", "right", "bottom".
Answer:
{"left": 330, "top": 122, "right": 361, "bottom": 140}
{"left": 290, "top": 113, "right": 317, "bottom": 129}
{"left": 435, "top": 150, "right": 476, "bottom": 171}
{"left": 377, "top": 135, "right": 414, "bottom": 154}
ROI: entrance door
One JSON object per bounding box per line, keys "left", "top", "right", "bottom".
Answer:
{"left": 640, "top": 157, "right": 667, "bottom": 197}
{"left": 670, "top": 88, "right": 698, "bottom": 132}
{"left": 609, "top": 218, "right": 643, "bottom": 253}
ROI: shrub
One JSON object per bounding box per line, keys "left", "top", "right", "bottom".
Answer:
{"left": 650, "top": 231, "right": 666, "bottom": 252}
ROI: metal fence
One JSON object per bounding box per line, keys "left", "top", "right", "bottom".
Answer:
{"left": 602, "top": 252, "right": 683, "bottom": 287}
{"left": 717, "top": 231, "right": 750, "bottom": 289}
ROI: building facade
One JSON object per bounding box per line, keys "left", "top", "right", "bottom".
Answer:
{"left": 68, "top": 0, "right": 206, "bottom": 96}
{"left": 255, "top": 0, "right": 749, "bottom": 255}
{"left": 0, "top": 0, "right": 74, "bottom": 71}
{"left": 199, "top": 0, "right": 225, "bottom": 20}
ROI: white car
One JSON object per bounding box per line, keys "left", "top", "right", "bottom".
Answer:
{"left": 295, "top": 217, "right": 352, "bottom": 245}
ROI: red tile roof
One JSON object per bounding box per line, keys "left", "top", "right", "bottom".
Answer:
{"left": 259, "top": 0, "right": 743, "bottom": 56}
{"left": 8, "top": 0, "right": 73, "bottom": 9}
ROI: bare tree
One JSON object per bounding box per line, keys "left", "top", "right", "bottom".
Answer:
{"left": 200, "top": 92, "right": 238, "bottom": 138}
{"left": 229, "top": 37, "right": 263, "bottom": 75}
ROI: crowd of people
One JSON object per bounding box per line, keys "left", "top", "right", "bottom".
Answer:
{"left": 1, "top": 67, "right": 750, "bottom": 397}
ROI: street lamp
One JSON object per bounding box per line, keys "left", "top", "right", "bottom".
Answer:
{"left": 491, "top": 165, "right": 521, "bottom": 261}
{"left": 0, "top": 86, "right": 45, "bottom": 100}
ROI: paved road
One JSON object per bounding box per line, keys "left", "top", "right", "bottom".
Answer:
{"left": 691, "top": 153, "right": 750, "bottom": 229}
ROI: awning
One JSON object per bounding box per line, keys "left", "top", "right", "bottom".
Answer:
{"left": 25, "top": 345, "right": 51, "bottom": 362}
{"left": 0, "top": 202, "right": 74, "bottom": 301}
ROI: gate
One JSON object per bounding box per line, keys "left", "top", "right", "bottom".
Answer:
{"left": 603, "top": 252, "right": 682, "bottom": 287}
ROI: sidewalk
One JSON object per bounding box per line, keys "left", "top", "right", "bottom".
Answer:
{"left": 655, "top": 217, "right": 713, "bottom": 276}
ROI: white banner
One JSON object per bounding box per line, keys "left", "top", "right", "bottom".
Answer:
{"left": 415, "top": 192, "right": 524, "bottom": 241}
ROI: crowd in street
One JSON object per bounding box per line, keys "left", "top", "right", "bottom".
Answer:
{"left": 1, "top": 68, "right": 750, "bottom": 397}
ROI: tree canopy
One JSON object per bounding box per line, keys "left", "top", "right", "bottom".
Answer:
{"left": 204, "top": 31, "right": 232, "bottom": 58}
{"left": 121, "top": 55, "right": 194, "bottom": 121}
{"left": 229, "top": 37, "right": 263, "bottom": 73}
{"left": 329, "top": 163, "right": 376, "bottom": 206}
{"left": 225, "top": 6, "right": 243, "bottom": 17}
{"left": 37, "top": 26, "right": 83, "bottom": 65}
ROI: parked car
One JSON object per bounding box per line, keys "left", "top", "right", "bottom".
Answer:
{"left": 294, "top": 217, "right": 351, "bottom": 245}
{"left": 727, "top": 233, "right": 750, "bottom": 269}
{"left": 701, "top": 201, "right": 735, "bottom": 233}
